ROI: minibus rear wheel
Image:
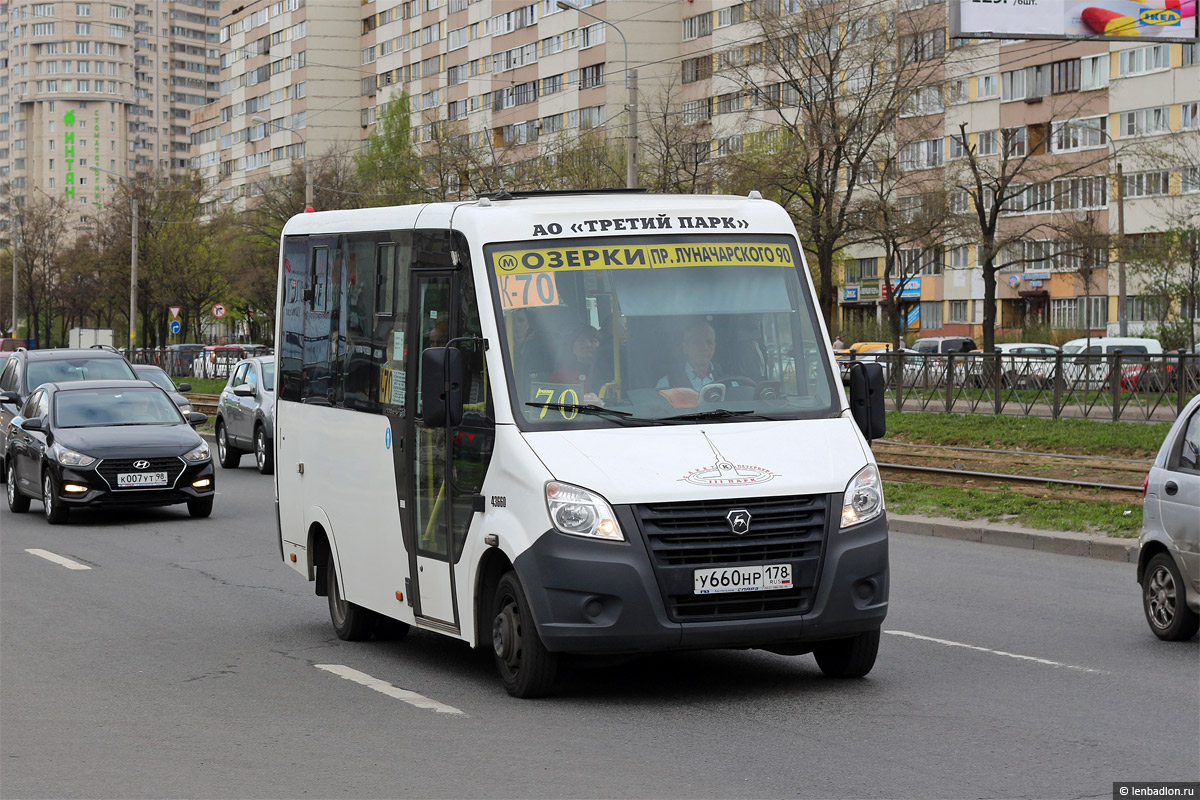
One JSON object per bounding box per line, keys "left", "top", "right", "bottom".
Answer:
{"left": 813, "top": 628, "right": 880, "bottom": 678}
{"left": 492, "top": 571, "right": 558, "bottom": 698}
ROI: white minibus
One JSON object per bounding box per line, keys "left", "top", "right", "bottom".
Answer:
{"left": 273, "top": 191, "right": 889, "bottom": 697}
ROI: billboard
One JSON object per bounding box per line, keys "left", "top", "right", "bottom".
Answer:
{"left": 953, "top": 0, "right": 1199, "bottom": 42}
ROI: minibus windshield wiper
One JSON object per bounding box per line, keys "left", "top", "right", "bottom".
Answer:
{"left": 525, "top": 402, "right": 646, "bottom": 423}
{"left": 660, "top": 408, "right": 768, "bottom": 422}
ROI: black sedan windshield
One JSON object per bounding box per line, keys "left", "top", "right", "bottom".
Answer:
{"left": 54, "top": 388, "right": 183, "bottom": 428}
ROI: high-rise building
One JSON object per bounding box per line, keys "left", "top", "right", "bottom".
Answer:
{"left": 197, "top": 1, "right": 1200, "bottom": 340}
{"left": 0, "top": 0, "right": 220, "bottom": 233}
{"left": 198, "top": 0, "right": 681, "bottom": 211}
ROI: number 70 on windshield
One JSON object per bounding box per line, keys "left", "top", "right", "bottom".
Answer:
{"left": 497, "top": 273, "right": 560, "bottom": 309}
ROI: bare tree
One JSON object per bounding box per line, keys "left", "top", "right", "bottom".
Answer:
{"left": 947, "top": 107, "right": 1114, "bottom": 350}
{"left": 639, "top": 76, "right": 714, "bottom": 194}
{"left": 719, "top": 0, "right": 932, "bottom": 327}
{"left": 12, "top": 193, "right": 70, "bottom": 347}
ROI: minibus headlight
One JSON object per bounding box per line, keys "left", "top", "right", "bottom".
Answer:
{"left": 57, "top": 447, "right": 96, "bottom": 467}
{"left": 545, "top": 482, "right": 624, "bottom": 542}
{"left": 840, "top": 464, "right": 884, "bottom": 530}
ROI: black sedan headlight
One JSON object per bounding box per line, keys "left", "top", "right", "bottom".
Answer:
{"left": 183, "top": 442, "right": 211, "bottom": 463}
{"left": 57, "top": 447, "right": 97, "bottom": 467}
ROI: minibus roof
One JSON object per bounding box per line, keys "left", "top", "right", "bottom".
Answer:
{"left": 279, "top": 192, "right": 799, "bottom": 242}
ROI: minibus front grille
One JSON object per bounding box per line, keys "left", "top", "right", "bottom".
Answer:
{"left": 633, "top": 494, "right": 828, "bottom": 621}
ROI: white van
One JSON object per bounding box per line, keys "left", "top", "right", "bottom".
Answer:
{"left": 1061, "top": 337, "right": 1163, "bottom": 388}
{"left": 1061, "top": 336, "right": 1163, "bottom": 356}
{"left": 273, "top": 191, "right": 890, "bottom": 697}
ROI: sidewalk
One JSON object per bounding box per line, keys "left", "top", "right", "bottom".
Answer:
{"left": 889, "top": 514, "right": 1140, "bottom": 563}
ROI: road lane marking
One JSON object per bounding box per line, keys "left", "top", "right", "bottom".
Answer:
{"left": 25, "top": 549, "right": 92, "bottom": 570}
{"left": 314, "top": 664, "right": 466, "bottom": 715}
{"left": 885, "top": 630, "right": 1106, "bottom": 674}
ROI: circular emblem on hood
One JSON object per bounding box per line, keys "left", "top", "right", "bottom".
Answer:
{"left": 133, "top": 460, "right": 151, "bottom": 470}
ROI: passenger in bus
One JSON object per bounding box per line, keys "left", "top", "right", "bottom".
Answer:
{"left": 551, "top": 325, "right": 603, "bottom": 401}
{"left": 657, "top": 319, "right": 722, "bottom": 391}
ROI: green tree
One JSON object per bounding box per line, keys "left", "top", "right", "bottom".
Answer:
{"left": 354, "top": 93, "right": 424, "bottom": 205}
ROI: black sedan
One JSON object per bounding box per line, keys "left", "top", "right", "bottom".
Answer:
{"left": 3, "top": 380, "right": 214, "bottom": 524}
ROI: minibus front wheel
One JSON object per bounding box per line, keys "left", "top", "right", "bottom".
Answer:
{"left": 492, "top": 571, "right": 558, "bottom": 698}
{"left": 326, "top": 550, "right": 374, "bottom": 641}
{"left": 812, "top": 628, "right": 880, "bottom": 679}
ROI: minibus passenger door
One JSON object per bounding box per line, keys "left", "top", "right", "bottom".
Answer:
{"left": 408, "top": 273, "right": 459, "bottom": 628}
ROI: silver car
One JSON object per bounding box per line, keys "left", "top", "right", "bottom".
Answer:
{"left": 215, "top": 355, "right": 275, "bottom": 474}
{"left": 1138, "top": 392, "right": 1200, "bottom": 641}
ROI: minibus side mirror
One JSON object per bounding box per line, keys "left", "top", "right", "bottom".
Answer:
{"left": 422, "top": 347, "right": 463, "bottom": 428}
{"left": 848, "top": 361, "right": 886, "bottom": 443}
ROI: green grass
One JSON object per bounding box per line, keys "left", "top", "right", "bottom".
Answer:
{"left": 176, "top": 377, "right": 226, "bottom": 394}
{"left": 884, "top": 481, "right": 1143, "bottom": 537}
{"left": 884, "top": 410, "right": 1169, "bottom": 458}
{"left": 881, "top": 411, "right": 1160, "bottom": 536}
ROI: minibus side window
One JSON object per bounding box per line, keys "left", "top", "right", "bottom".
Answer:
{"left": 279, "top": 236, "right": 309, "bottom": 403}
{"left": 373, "top": 232, "right": 412, "bottom": 411}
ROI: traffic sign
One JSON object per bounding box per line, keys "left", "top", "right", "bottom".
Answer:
{"left": 168, "top": 306, "right": 181, "bottom": 319}
{"left": 212, "top": 303, "right": 226, "bottom": 318}
{"left": 170, "top": 320, "right": 182, "bottom": 334}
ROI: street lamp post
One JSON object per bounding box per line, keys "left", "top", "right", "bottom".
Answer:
{"left": 253, "top": 116, "right": 312, "bottom": 211}
{"left": 556, "top": 0, "right": 637, "bottom": 189}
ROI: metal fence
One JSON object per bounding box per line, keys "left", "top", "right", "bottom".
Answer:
{"left": 840, "top": 350, "right": 1200, "bottom": 423}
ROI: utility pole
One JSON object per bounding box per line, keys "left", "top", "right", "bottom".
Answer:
{"left": 10, "top": 224, "right": 17, "bottom": 339}
{"left": 1116, "top": 162, "right": 1127, "bottom": 336}
{"left": 129, "top": 197, "right": 139, "bottom": 351}
{"left": 627, "top": 69, "right": 638, "bottom": 190}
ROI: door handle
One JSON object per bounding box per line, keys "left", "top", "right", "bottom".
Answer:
{"left": 1164, "top": 481, "right": 1178, "bottom": 496}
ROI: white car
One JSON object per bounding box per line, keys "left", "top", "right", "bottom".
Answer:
{"left": 968, "top": 343, "right": 1060, "bottom": 389}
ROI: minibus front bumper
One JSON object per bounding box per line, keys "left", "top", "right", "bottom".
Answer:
{"left": 513, "top": 500, "right": 888, "bottom": 654}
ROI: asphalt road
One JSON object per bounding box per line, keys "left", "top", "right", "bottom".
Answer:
{"left": 2, "top": 466, "right": 1197, "bottom": 800}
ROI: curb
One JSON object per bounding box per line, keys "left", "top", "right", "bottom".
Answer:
{"left": 890, "top": 514, "right": 1140, "bottom": 563}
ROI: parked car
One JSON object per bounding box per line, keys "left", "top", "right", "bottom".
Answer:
{"left": 967, "top": 343, "right": 1060, "bottom": 389}
{"left": 839, "top": 345, "right": 924, "bottom": 386}
{"left": 1061, "top": 337, "right": 1163, "bottom": 389}
{"left": 4, "top": 379, "right": 214, "bottom": 523}
{"left": 1138, "top": 392, "right": 1200, "bottom": 641}
{"left": 911, "top": 336, "right": 977, "bottom": 354}
{"left": 131, "top": 363, "right": 194, "bottom": 417}
{"left": 162, "top": 343, "right": 207, "bottom": 377}
{"left": 0, "top": 347, "right": 137, "bottom": 484}
{"left": 194, "top": 345, "right": 247, "bottom": 379}
{"left": 215, "top": 355, "right": 275, "bottom": 474}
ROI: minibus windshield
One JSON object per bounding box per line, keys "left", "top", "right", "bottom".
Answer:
{"left": 486, "top": 235, "right": 837, "bottom": 429}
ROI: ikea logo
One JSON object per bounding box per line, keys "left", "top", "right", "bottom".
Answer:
{"left": 1139, "top": 8, "right": 1181, "bottom": 24}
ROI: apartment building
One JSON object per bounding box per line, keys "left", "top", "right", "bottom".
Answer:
{"left": 197, "top": 0, "right": 1197, "bottom": 340}
{"left": 198, "top": 0, "right": 679, "bottom": 211}
{"left": 0, "top": 0, "right": 220, "bottom": 233}
{"left": 836, "top": 30, "right": 1200, "bottom": 340}
{"left": 195, "top": 0, "right": 359, "bottom": 214}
